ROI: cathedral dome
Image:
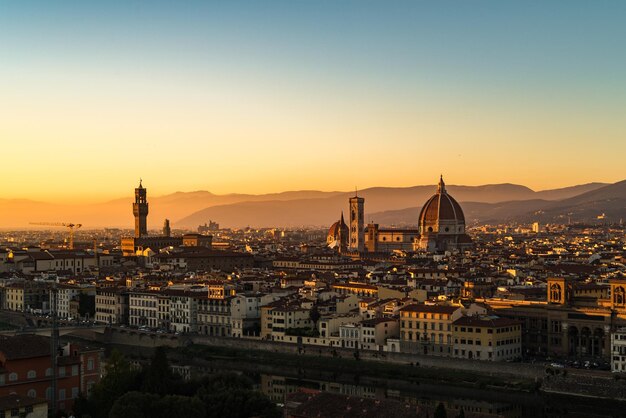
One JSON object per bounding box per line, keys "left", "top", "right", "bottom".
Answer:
{"left": 418, "top": 176, "right": 465, "bottom": 235}
{"left": 327, "top": 212, "right": 349, "bottom": 247}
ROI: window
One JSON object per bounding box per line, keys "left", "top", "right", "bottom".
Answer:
{"left": 72, "top": 387, "right": 79, "bottom": 398}
{"left": 59, "top": 389, "right": 66, "bottom": 400}
{"left": 27, "top": 389, "right": 36, "bottom": 398}
{"left": 58, "top": 367, "right": 65, "bottom": 377}
{"left": 72, "top": 365, "right": 79, "bottom": 376}
{"left": 88, "top": 358, "right": 95, "bottom": 371}
{"left": 27, "top": 370, "right": 36, "bottom": 379}
{"left": 8, "top": 373, "right": 17, "bottom": 382}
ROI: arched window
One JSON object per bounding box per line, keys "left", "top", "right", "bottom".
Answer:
{"left": 27, "top": 370, "right": 36, "bottom": 379}
{"left": 550, "top": 283, "right": 562, "bottom": 302}
{"left": 27, "top": 389, "right": 36, "bottom": 398}
{"left": 615, "top": 286, "right": 626, "bottom": 306}
{"left": 8, "top": 372, "right": 18, "bottom": 382}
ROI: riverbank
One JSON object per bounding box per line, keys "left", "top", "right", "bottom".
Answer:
{"left": 70, "top": 337, "right": 626, "bottom": 418}
{"left": 179, "top": 343, "right": 537, "bottom": 392}
{"left": 2, "top": 309, "right": 625, "bottom": 406}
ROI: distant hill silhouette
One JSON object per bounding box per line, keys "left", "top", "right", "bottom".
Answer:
{"left": 176, "top": 182, "right": 617, "bottom": 228}
{"left": 368, "top": 181, "right": 626, "bottom": 226}
{"left": 1, "top": 181, "right": 618, "bottom": 229}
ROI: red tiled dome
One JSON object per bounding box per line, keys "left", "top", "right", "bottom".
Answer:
{"left": 328, "top": 212, "right": 349, "bottom": 240}
{"left": 418, "top": 176, "right": 465, "bottom": 232}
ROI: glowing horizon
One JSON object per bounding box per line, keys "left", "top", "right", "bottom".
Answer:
{"left": 1, "top": 1, "right": 625, "bottom": 203}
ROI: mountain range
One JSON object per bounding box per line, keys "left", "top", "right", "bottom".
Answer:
{"left": 3, "top": 180, "right": 622, "bottom": 229}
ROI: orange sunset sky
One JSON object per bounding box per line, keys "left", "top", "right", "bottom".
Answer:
{"left": 1, "top": 1, "right": 625, "bottom": 204}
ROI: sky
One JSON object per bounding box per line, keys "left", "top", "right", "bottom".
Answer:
{"left": 1, "top": 0, "right": 625, "bottom": 203}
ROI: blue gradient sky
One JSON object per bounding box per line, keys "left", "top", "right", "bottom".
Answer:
{"left": 1, "top": 1, "right": 625, "bottom": 201}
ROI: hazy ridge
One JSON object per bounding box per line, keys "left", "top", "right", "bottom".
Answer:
{"left": 2, "top": 181, "right": 619, "bottom": 229}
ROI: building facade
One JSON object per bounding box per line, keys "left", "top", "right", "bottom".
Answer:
{"left": 452, "top": 316, "right": 522, "bottom": 361}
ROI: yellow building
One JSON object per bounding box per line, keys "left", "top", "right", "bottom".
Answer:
{"left": 331, "top": 282, "right": 378, "bottom": 298}
{"left": 3, "top": 282, "right": 48, "bottom": 312}
{"left": 399, "top": 304, "right": 463, "bottom": 356}
{"left": 452, "top": 316, "right": 522, "bottom": 361}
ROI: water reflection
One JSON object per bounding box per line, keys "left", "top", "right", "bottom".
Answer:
{"left": 260, "top": 374, "right": 522, "bottom": 418}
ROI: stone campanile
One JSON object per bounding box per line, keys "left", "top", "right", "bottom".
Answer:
{"left": 133, "top": 179, "right": 149, "bottom": 238}
{"left": 349, "top": 191, "right": 364, "bottom": 252}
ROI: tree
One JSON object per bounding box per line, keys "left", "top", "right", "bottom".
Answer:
{"left": 434, "top": 402, "right": 447, "bottom": 418}
{"left": 309, "top": 305, "right": 321, "bottom": 325}
{"left": 75, "top": 349, "right": 141, "bottom": 418}
{"left": 142, "top": 346, "right": 175, "bottom": 395}
{"left": 201, "top": 389, "right": 280, "bottom": 418}
{"left": 109, "top": 392, "right": 158, "bottom": 418}
{"left": 78, "top": 293, "right": 96, "bottom": 318}
{"left": 155, "top": 395, "right": 206, "bottom": 418}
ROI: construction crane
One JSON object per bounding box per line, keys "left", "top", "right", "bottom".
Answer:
{"left": 29, "top": 222, "right": 82, "bottom": 249}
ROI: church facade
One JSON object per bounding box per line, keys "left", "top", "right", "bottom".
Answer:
{"left": 327, "top": 176, "right": 472, "bottom": 254}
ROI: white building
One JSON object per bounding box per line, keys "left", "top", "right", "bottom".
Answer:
{"left": 339, "top": 323, "right": 360, "bottom": 349}
{"left": 230, "top": 293, "right": 280, "bottom": 338}
{"left": 129, "top": 290, "right": 161, "bottom": 329}
{"left": 50, "top": 283, "right": 95, "bottom": 319}
{"left": 611, "top": 327, "right": 626, "bottom": 372}
{"left": 167, "top": 289, "right": 200, "bottom": 333}
{"left": 359, "top": 317, "right": 400, "bottom": 351}
{"left": 318, "top": 313, "right": 360, "bottom": 339}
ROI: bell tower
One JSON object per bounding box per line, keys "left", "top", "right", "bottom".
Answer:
{"left": 349, "top": 189, "right": 365, "bottom": 252}
{"left": 547, "top": 277, "right": 572, "bottom": 305}
{"left": 133, "top": 179, "right": 149, "bottom": 238}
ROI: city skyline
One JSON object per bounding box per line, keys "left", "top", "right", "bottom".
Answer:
{"left": 2, "top": 2, "right": 626, "bottom": 417}
{"left": 2, "top": 1, "right": 626, "bottom": 202}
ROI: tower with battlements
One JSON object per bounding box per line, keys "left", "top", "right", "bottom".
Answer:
{"left": 133, "top": 180, "right": 149, "bottom": 238}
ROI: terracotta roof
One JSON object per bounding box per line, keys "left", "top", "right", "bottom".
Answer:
{"left": 0, "top": 335, "right": 50, "bottom": 360}
{"left": 418, "top": 178, "right": 465, "bottom": 228}
{"left": 362, "top": 317, "right": 398, "bottom": 326}
{"left": 328, "top": 218, "right": 348, "bottom": 239}
{"left": 0, "top": 394, "right": 47, "bottom": 410}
